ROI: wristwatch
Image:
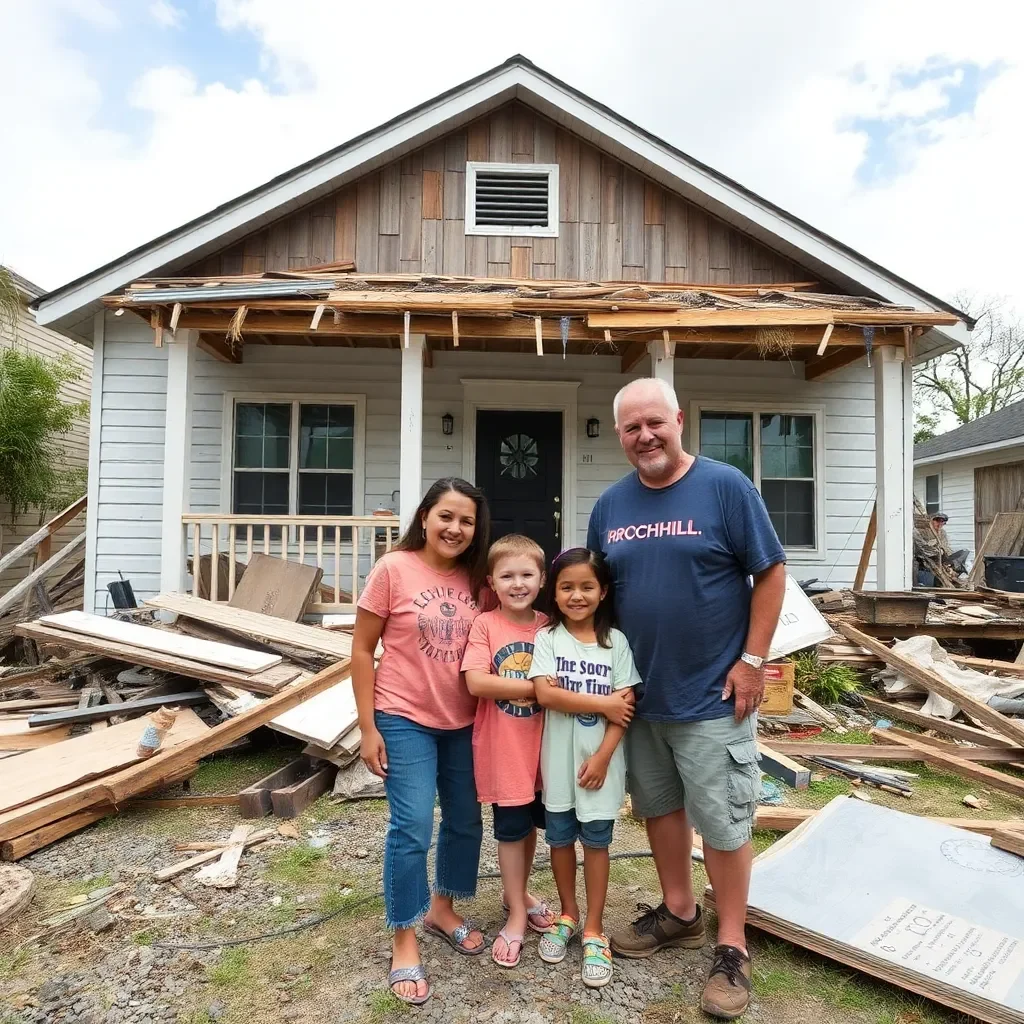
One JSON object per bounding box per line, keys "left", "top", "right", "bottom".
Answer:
{"left": 740, "top": 652, "right": 764, "bottom": 670}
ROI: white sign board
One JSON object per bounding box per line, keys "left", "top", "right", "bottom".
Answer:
{"left": 768, "top": 574, "right": 834, "bottom": 660}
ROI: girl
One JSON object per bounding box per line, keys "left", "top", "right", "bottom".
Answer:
{"left": 531, "top": 548, "right": 640, "bottom": 989}
{"left": 353, "top": 477, "right": 491, "bottom": 1006}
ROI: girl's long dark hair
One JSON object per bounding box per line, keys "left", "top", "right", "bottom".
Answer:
{"left": 394, "top": 477, "right": 491, "bottom": 600}
{"left": 547, "top": 547, "right": 614, "bottom": 648}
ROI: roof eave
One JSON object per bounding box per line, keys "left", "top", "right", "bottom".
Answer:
{"left": 915, "top": 433, "right": 1024, "bottom": 466}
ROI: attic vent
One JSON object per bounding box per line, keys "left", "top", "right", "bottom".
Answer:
{"left": 465, "top": 162, "right": 559, "bottom": 238}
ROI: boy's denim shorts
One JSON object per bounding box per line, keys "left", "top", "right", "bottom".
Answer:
{"left": 544, "top": 807, "right": 614, "bottom": 849}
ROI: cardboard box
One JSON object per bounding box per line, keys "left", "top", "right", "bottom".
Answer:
{"left": 761, "top": 658, "right": 795, "bottom": 716}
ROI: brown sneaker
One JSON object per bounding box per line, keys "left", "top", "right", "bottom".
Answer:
{"left": 609, "top": 902, "right": 706, "bottom": 959}
{"left": 701, "top": 944, "right": 752, "bottom": 1019}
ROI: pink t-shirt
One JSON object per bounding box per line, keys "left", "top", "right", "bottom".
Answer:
{"left": 358, "top": 550, "right": 483, "bottom": 730}
{"left": 462, "top": 609, "right": 547, "bottom": 806}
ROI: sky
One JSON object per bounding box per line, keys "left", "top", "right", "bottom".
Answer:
{"left": 1, "top": 0, "right": 1022, "bottom": 321}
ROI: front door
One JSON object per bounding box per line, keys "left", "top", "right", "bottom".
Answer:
{"left": 475, "top": 410, "right": 563, "bottom": 563}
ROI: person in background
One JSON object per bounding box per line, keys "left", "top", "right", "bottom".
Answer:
{"left": 352, "top": 477, "right": 492, "bottom": 1006}
{"left": 530, "top": 548, "right": 640, "bottom": 989}
{"left": 913, "top": 511, "right": 968, "bottom": 585}
{"left": 463, "top": 534, "right": 557, "bottom": 969}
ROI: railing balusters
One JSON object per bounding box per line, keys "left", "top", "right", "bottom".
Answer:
{"left": 334, "top": 525, "right": 341, "bottom": 604}
{"left": 228, "top": 524, "right": 237, "bottom": 599}
{"left": 210, "top": 523, "right": 219, "bottom": 602}
{"left": 263, "top": 524, "right": 270, "bottom": 555}
{"left": 246, "top": 524, "right": 253, "bottom": 563}
{"left": 298, "top": 525, "right": 305, "bottom": 565}
{"left": 192, "top": 523, "right": 201, "bottom": 596}
{"left": 351, "top": 525, "right": 359, "bottom": 606}
{"left": 316, "top": 525, "right": 324, "bottom": 572}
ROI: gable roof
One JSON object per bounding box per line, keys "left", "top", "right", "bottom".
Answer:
{"left": 2, "top": 266, "right": 43, "bottom": 302}
{"left": 33, "top": 55, "right": 970, "bottom": 351}
{"left": 915, "top": 400, "right": 1024, "bottom": 463}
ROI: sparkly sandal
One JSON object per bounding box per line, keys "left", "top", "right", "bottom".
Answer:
{"left": 388, "top": 963, "right": 432, "bottom": 1005}
{"left": 582, "top": 933, "right": 613, "bottom": 988}
{"left": 423, "top": 918, "right": 487, "bottom": 956}
{"left": 538, "top": 915, "right": 578, "bottom": 964}
{"left": 502, "top": 897, "right": 557, "bottom": 934}
{"left": 491, "top": 927, "right": 524, "bottom": 969}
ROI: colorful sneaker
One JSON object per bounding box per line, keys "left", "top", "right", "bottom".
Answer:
{"left": 610, "top": 902, "right": 706, "bottom": 959}
{"left": 701, "top": 944, "right": 752, "bottom": 1019}
{"left": 581, "top": 933, "right": 613, "bottom": 988}
{"left": 538, "top": 915, "right": 578, "bottom": 964}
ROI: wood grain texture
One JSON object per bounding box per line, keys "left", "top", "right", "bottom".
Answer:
{"left": 229, "top": 553, "right": 321, "bottom": 621}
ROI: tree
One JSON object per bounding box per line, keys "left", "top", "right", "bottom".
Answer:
{"left": 914, "top": 293, "right": 1024, "bottom": 426}
{"left": 0, "top": 267, "right": 18, "bottom": 343}
{"left": 914, "top": 411, "right": 939, "bottom": 445}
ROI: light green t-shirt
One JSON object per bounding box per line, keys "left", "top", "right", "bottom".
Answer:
{"left": 530, "top": 624, "right": 641, "bottom": 822}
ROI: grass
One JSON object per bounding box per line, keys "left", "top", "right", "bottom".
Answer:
{"left": 366, "top": 989, "right": 409, "bottom": 1021}
{"left": 208, "top": 947, "right": 251, "bottom": 988}
{"left": 63, "top": 873, "right": 114, "bottom": 898}
{"left": 265, "top": 844, "right": 330, "bottom": 886}
{"left": 568, "top": 1008, "right": 616, "bottom": 1024}
{"left": 189, "top": 748, "right": 298, "bottom": 795}
{"left": 0, "top": 948, "right": 29, "bottom": 982}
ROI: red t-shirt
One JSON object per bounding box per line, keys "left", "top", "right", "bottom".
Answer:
{"left": 462, "top": 609, "right": 547, "bottom": 806}
{"left": 358, "top": 550, "right": 483, "bottom": 730}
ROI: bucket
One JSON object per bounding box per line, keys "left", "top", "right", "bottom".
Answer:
{"left": 983, "top": 555, "right": 1024, "bottom": 593}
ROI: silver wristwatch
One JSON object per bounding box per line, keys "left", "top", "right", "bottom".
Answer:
{"left": 740, "top": 652, "right": 764, "bottom": 670}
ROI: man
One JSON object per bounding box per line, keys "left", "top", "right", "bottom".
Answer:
{"left": 586, "top": 377, "right": 786, "bottom": 1020}
{"left": 913, "top": 512, "right": 968, "bottom": 586}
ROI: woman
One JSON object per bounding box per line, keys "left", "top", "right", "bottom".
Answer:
{"left": 353, "top": 477, "right": 491, "bottom": 1005}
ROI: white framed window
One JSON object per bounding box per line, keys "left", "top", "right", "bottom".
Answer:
{"left": 924, "top": 473, "right": 941, "bottom": 515}
{"left": 690, "top": 400, "right": 827, "bottom": 560}
{"left": 465, "top": 162, "right": 559, "bottom": 237}
{"left": 221, "top": 393, "right": 366, "bottom": 527}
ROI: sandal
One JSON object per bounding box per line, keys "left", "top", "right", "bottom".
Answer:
{"left": 423, "top": 918, "right": 487, "bottom": 956}
{"left": 582, "top": 933, "right": 613, "bottom": 989}
{"left": 502, "top": 897, "right": 557, "bottom": 934}
{"left": 491, "top": 927, "right": 524, "bottom": 969}
{"left": 387, "top": 963, "right": 432, "bottom": 1005}
{"left": 538, "top": 915, "right": 578, "bottom": 964}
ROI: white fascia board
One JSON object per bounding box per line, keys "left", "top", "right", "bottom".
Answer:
{"left": 914, "top": 434, "right": 1024, "bottom": 467}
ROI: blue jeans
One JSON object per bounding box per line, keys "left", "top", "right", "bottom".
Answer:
{"left": 375, "top": 710, "right": 482, "bottom": 929}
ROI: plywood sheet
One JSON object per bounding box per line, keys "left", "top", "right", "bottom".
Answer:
{"left": 270, "top": 674, "right": 357, "bottom": 747}
{"left": 40, "top": 611, "right": 281, "bottom": 673}
{"left": 228, "top": 554, "right": 322, "bottom": 621}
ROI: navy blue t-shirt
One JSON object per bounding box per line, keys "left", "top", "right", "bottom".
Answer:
{"left": 587, "top": 457, "right": 786, "bottom": 723}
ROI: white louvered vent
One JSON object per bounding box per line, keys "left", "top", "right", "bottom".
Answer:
{"left": 465, "top": 162, "right": 559, "bottom": 237}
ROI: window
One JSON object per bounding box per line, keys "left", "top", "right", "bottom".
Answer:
{"left": 925, "top": 473, "right": 940, "bottom": 515}
{"left": 697, "top": 407, "right": 820, "bottom": 552}
{"left": 227, "top": 396, "right": 364, "bottom": 531}
{"left": 465, "top": 162, "right": 559, "bottom": 237}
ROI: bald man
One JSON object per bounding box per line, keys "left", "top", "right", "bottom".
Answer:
{"left": 587, "top": 377, "right": 786, "bottom": 1020}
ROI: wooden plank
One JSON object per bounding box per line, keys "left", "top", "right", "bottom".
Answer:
{"left": 239, "top": 757, "right": 310, "bottom": 818}
{"left": 271, "top": 765, "right": 335, "bottom": 818}
{"left": 511, "top": 246, "right": 532, "bottom": 279}
{"left": 333, "top": 188, "right": 357, "bottom": 263}
{"left": 621, "top": 169, "right": 644, "bottom": 266}
{"left": 590, "top": 308, "right": 839, "bottom": 329}
{"left": 14, "top": 623, "right": 301, "bottom": 694}
{"left": 422, "top": 169, "right": 443, "bottom": 220}
{"left": 804, "top": 348, "right": 866, "bottom": 381}
{"left": 0, "top": 496, "right": 86, "bottom": 578}
{"left": 27, "top": 691, "right": 207, "bottom": 728}
{"left": 39, "top": 611, "right": 281, "bottom": 673}
{"left": 872, "top": 727, "right": 1024, "bottom": 800}
{"left": 838, "top": 623, "right": 1024, "bottom": 746}
{"left": 378, "top": 164, "right": 400, "bottom": 235}
{"left": 355, "top": 174, "right": 380, "bottom": 273}
{"left": 0, "top": 533, "right": 85, "bottom": 618}
{"left": 665, "top": 195, "right": 687, "bottom": 267}
{"left": 770, "top": 741, "right": 1024, "bottom": 763}
{"left": 757, "top": 742, "right": 811, "bottom": 789}
{"left": 645, "top": 225, "right": 666, "bottom": 281}
{"left": 968, "top": 512, "right": 1024, "bottom": 587}
{"left": 195, "top": 823, "right": 252, "bottom": 887}
{"left": 556, "top": 130, "right": 579, "bottom": 222}
{"left": 579, "top": 145, "right": 601, "bottom": 223}
{"left": 153, "top": 828, "right": 274, "bottom": 881}
{"left": 881, "top": 727, "right": 1024, "bottom": 770}
{"left": 228, "top": 553, "right": 321, "bottom": 621}
{"left": 990, "top": 828, "right": 1024, "bottom": 857}
{"left": 751, "top": 805, "right": 1020, "bottom": 837}
{"left": 399, "top": 172, "right": 422, "bottom": 262}
{"left": 146, "top": 593, "right": 353, "bottom": 659}
{"left": 421, "top": 219, "right": 443, "bottom": 274}
{"left": 0, "top": 708, "right": 207, "bottom": 815}
{"left": 0, "top": 697, "right": 78, "bottom": 713}
{"left": 859, "top": 695, "right": 1019, "bottom": 746}
{"left": 1, "top": 808, "right": 108, "bottom": 861}
{"left": 270, "top": 675, "right": 357, "bottom": 747}
{"left": 853, "top": 502, "right": 877, "bottom": 590}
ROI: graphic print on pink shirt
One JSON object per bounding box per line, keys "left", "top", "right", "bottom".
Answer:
{"left": 413, "top": 584, "right": 476, "bottom": 662}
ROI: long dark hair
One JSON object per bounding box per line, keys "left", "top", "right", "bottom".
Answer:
{"left": 546, "top": 547, "right": 614, "bottom": 648}
{"left": 394, "top": 477, "right": 491, "bottom": 600}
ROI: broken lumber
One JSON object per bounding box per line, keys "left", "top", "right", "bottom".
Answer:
{"left": 228, "top": 553, "right": 322, "bottom": 620}
{"left": 239, "top": 758, "right": 311, "bottom": 818}
{"left": 194, "top": 824, "right": 252, "bottom": 887}
{"left": 27, "top": 691, "right": 208, "bottom": 728}
{"left": 769, "top": 741, "right": 1024, "bottom": 763}
{"left": 0, "top": 533, "right": 86, "bottom": 618}
{"left": 154, "top": 828, "right": 275, "bottom": 881}
{"left": 990, "top": 829, "right": 1024, "bottom": 857}
{"left": 271, "top": 765, "right": 335, "bottom": 818}
{"left": 0, "top": 496, "right": 86, "bottom": 579}
{"left": 838, "top": 623, "right": 1024, "bottom": 746}
{"left": 0, "top": 864, "right": 36, "bottom": 926}
{"left": 859, "top": 695, "right": 1018, "bottom": 747}
{"left": 757, "top": 742, "right": 811, "bottom": 789}
{"left": 751, "top": 805, "right": 1020, "bottom": 836}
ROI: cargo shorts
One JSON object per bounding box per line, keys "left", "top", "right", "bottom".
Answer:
{"left": 624, "top": 713, "right": 760, "bottom": 852}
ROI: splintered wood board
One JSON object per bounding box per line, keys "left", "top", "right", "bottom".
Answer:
{"left": 15, "top": 623, "right": 300, "bottom": 694}
{"left": 229, "top": 554, "right": 323, "bottom": 621}
{"left": 0, "top": 709, "right": 208, "bottom": 815}
{"left": 0, "top": 863, "right": 36, "bottom": 924}
{"left": 707, "top": 798, "right": 1024, "bottom": 1023}
{"left": 146, "top": 593, "right": 352, "bottom": 659}
{"left": 269, "top": 674, "right": 357, "bottom": 747}
{"left": 39, "top": 611, "right": 281, "bottom": 673}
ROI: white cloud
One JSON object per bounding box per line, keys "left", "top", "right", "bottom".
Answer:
{"left": 1, "top": 0, "right": 1021, "bottom": 326}
{"left": 149, "top": 0, "right": 185, "bottom": 29}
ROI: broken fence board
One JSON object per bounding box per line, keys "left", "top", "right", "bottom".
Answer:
{"left": 0, "top": 532, "right": 86, "bottom": 618}
{"left": 153, "top": 828, "right": 274, "bottom": 881}
{"left": 859, "top": 695, "right": 1018, "bottom": 747}
{"left": 228, "top": 553, "right": 322, "bottom": 621}
{"left": 194, "top": 824, "right": 252, "bottom": 887}
{"left": 27, "top": 691, "right": 208, "bottom": 728}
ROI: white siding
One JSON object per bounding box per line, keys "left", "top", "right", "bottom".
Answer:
{"left": 913, "top": 443, "right": 1024, "bottom": 560}
{"left": 89, "top": 324, "right": 880, "bottom": 606}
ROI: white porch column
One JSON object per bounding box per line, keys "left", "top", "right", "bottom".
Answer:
{"left": 159, "top": 330, "right": 197, "bottom": 596}
{"left": 399, "top": 334, "right": 425, "bottom": 528}
{"left": 874, "top": 345, "right": 911, "bottom": 589}
{"left": 647, "top": 339, "right": 676, "bottom": 390}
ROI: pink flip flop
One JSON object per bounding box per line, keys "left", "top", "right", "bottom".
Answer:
{"left": 492, "top": 927, "right": 524, "bottom": 969}
{"left": 502, "top": 898, "right": 557, "bottom": 934}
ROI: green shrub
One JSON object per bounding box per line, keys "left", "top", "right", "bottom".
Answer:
{"left": 792, "top": 651, "right": 861, "bottom": 706}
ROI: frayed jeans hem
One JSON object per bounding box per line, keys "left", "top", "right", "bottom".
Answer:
{"left": 385, "top": 895, "right": 432, "bottom": 932}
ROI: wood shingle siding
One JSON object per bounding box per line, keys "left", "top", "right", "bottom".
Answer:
{"left": 189, "top": 103, "right": 811, "bottom": 287}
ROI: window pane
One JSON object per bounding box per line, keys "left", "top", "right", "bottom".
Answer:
{"left": 724, "top": 451, "right": 753, "bottom": 479}
{"left": 301, "top": 404, "right": 355, "bottom": 470}
{"left": 304, "top": 436, "right": 328, "bottom": 469}
{"left": 700, "top": 414, "right": 726, "bottom": 444}
{"left": 761, "top": 414, "right": 813, "bottom": 480}
{"left": 701, "top": 444, "right": 726, "bottom": 463}
{"left": 235, "top": 403, "right": 265, "bottom": 436}
{"left": 263, "top": 404, "right": 292, "bottom": 436}
{"left": 785, "top": 446, "right": 813, "bottom": 477}
{"left": 299, "top": 472, "right": 354, "bottom": 515}
{"left": 233, "top": 471, "right": 289, "bottom": 515}
{"left": 234, "top": 436, "right": 264, "bottom": 469}
{"left": 234, "top": 402, "right": 290, "bottom": 469}
{"left": 701, "top": 412, "right": 753, "bottom": 481}
{"left": 327, "top": 437, "right": 354, "bottom": 470}
{"left": 761, "top": 480, "right": 814, "bottom": 547}
{"left": 786, "top": 513, "right": 815, "bottom": 546}
{"left": 263, "top": 435, "right": 290, "bottom": 469}
{"left": 761, "top": 446, "right": 786, "bottom": 477}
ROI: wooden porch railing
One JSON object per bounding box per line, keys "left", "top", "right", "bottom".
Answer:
{"left": 182, "top": 513, "right": 401, "bottom": 613}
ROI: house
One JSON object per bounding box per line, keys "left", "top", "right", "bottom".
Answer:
{"left": 914, "top": 400, "right": 1024, "bottom": 560}
{"left": 0, "top": 267, "right": 91, "bottom": 592}
{"left": 29, "top": 56, "right": 968, "bottom": 614}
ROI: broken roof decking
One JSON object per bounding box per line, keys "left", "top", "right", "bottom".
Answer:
{"left": 104, "top": 268, "right": 960, "bottom": 376}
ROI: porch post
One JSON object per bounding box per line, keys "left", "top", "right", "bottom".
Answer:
{"left": 159, "top": 330, "right": 197, "bottom": 596}
{"left": 399, "top": 334, "right": 425, "bottom": 528}
{"left": 647, "top": 339, "right": 676, "bottom": 391}
{"left": 873, "top": 345, "right": 910, "bottom": 589}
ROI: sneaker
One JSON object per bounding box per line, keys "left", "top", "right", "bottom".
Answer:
{"left": 701, "top": 944, "right": 752, "bottom": 1020}
{"left": 609, "top": 902, "right": 706, "bottom": 959}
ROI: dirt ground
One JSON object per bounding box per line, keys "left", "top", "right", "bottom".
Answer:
{"left": 2, "top": 733, "right": 1020, "bottom": 1024}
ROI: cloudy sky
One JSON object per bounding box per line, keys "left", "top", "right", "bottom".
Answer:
{"left": 2, "top": 0, "right": 1021, "bottom": 316}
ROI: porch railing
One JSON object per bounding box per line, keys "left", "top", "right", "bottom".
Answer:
{"left": 181, "top": 513, "right": 401, "bottom": 613}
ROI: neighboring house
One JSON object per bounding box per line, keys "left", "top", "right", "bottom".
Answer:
{"left": 30, "top": 56, "right": 969, "bottom": 613}
{"left": 914, "top": 400, "right": 1024, "bottom": 560}
{"left": 0, "top": 268, "right": 92, "bottom": 592}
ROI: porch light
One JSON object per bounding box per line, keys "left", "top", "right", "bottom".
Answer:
{"left": 442, "top": 412, "right": 454, "bottom": 436}
{"left": 586, "top": 417, "right": 600, "bottom": 439}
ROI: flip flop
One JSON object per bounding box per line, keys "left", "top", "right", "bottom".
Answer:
{"left": 502, "top": 897, "right": 557, "bottom": 934}
{"left": 387, "top": 963, "right": 432, "bottom": 1005}
{"left": 423, "top": 918, "right": 487, "bottom": 956}
{"left": 491, "top": 927, "right": 524, "bottom": 969}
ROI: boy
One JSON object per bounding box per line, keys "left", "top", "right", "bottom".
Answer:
{"left": 463, "top": 534, "right": 556, "bottom": 967}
